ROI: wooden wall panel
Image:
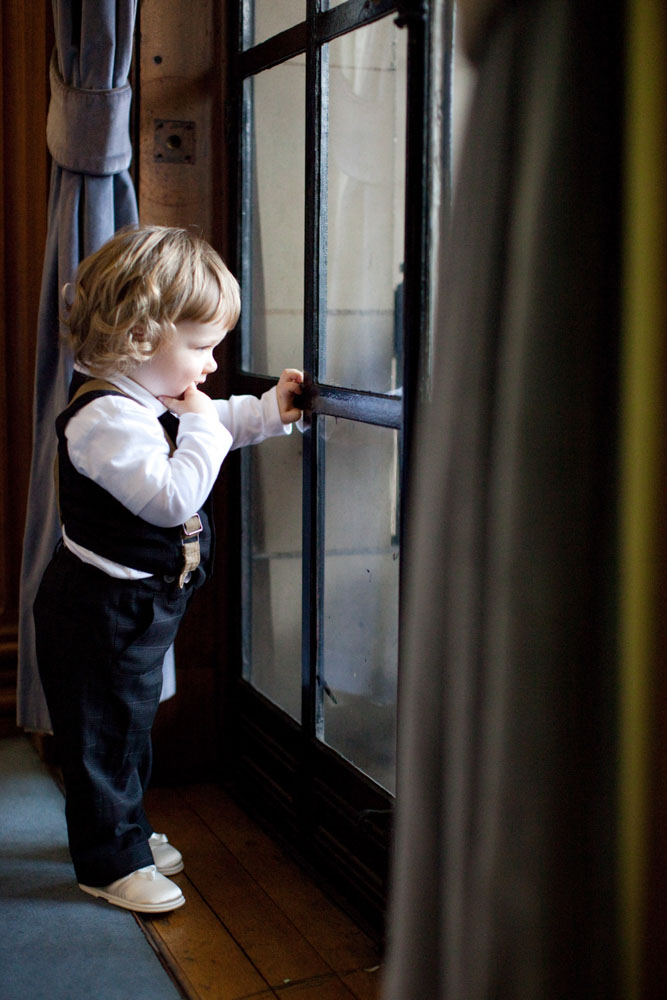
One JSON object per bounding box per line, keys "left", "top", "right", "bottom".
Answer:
{"left": 0, "top": 1, "right": 52, "bottom": 734}
{"left": 138, "top": 0, "right": 225, "bottom": 243}
{"left": 138, "top": 0, "right": 238, "bottom": 781}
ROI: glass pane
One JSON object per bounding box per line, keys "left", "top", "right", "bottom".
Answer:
{"left": 323, "top": 18, "right": 407, "bottom": 395}
{"left": 243, "top": 58, "right": 305, "bottom": 374}
{"left": 245, "top": 0, "right": 305, "bottom": 49}
{"left": 320, "top": 417, "right": 399, "bottom": 793}
{"left": 243, "top": 432, "right": 303, "bottom": 720}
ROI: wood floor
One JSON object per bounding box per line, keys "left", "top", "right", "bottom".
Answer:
{"left": 138, "top": 782, "right": 383, "bottom": 1000}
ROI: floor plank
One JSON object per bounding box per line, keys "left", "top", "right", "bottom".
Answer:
{"left": 141, "top": 783, "right": 382, "bottom": 1000}
{"left": 145, "top": 786, "right": 335, "bottom": 990}
{"left": 273, "top": 973, "right": 370, "bottom": 998}
{"left": 181, "top": 783, "right": 380, "bottom": 973}
{"left": 142, "top": 875, "right": 270, "bottom": 1000}
{"left": 339, "top": 969, "right": 382, "bottom": 1000}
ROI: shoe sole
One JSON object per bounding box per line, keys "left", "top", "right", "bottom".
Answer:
{"left": 155, "top": 861, "right": 184, "bottom": 876}
{"left": 78, "top": 883, "right": 185, "bottom": 913}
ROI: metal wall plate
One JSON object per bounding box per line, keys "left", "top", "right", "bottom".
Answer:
{"left": 153, "top": 119, "right": 196, "bottom": 164}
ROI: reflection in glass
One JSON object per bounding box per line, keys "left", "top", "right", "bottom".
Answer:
{"left": 323, "top": 18, "right": 407, "bottom": 394}
{"left": 245, "top": 0, "right": 305, "bottom": 49}
{"left": 320, "top": 417, "right": 399, "bottom": 792}
{"left": 243, "top": 58, "right": 305, "bottom": 374}
{"left": 242, "top": 432, "right": 303, "bottom": 721}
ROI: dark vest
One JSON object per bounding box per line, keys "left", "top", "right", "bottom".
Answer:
{"left": 56, "top": 377, "right": 214, "bottom": 577}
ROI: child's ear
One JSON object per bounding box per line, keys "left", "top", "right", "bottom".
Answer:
{"left": 129, "top": 325, "right": 147, "bottom": 344}
{"left": 129, "top": 325, "right": 156, "bottom": 358}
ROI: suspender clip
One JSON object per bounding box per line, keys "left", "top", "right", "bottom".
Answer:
{"left": 182, "top": 513, "right": 202, "bottom": 537}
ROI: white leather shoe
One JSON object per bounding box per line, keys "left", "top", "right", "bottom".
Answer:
{"left": 149, "top": 832, "right": 184, "bottom": 875}
{"left": 79, "top": 864, "right": 185, "bottom": 913}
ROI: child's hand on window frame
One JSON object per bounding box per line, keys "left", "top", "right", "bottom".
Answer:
{"left": 276, "top": 368, "right": 304, "bottom": 424}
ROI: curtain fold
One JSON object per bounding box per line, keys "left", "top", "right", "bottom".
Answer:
{"left": 620, "top": 2, "right": 667, "bottom": 992}
{"left": 17, "top": 0, "right": 139, "bottom": 732}
{"left": 383, "top": 2, "right": 622, "bottom": 997}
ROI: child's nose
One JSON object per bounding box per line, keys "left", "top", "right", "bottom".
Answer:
{"left": 204, "top": 355, "right": 218, "bottom": 374}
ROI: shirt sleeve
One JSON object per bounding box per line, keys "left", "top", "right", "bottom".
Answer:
{"left": 213, "top": 385, "right": 292, "bottom": 449}
{"left": 65, "top": 395, "right": 233, "bottom": 528}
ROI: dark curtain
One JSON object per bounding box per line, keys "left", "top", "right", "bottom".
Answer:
{"left": 17, "top": 0, "right": 138, "bottom": 731}
{"left": 383, "top": 1, "right": 623, "bottom": 997}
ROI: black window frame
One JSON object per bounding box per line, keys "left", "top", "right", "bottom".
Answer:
{"left": 226, "top": 0, "right": 445, "bottom": 935}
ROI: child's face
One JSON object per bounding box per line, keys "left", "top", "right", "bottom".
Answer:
{"left": 130, "top": 320, "right": 227, "bottom": 400}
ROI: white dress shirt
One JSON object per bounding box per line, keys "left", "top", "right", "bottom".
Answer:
{"left": 62, "top": 372, "right": 290, "bottom": 578}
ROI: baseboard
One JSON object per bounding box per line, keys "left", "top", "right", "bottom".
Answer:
{"left": 0, "top": 629, "right": 18, "bottom": 738}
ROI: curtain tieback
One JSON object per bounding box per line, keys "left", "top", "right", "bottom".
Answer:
{"left": 46, "top": 51, "right": 133, "bottom": 176}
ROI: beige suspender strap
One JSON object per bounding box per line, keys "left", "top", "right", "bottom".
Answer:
{"left": 179, "top": 514, "right": 203, "bottom": 587}
{"left": 71, "top": 377, "right": 130, "bottom": 402}
{"left": 57, "top": 378, "right": 203, "bottom": 585}
{"left": 53, "top": 380, "right": 123, "bottom": 521}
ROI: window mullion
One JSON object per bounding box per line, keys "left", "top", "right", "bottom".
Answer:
{"left": 399, "top": 4, "right": 431, "bottom": 482}
{"left": 301, "top": 6, "right": 324, "bottom": 743}
{"left": 239, "top": 73, "right": 254, "bottom": 371}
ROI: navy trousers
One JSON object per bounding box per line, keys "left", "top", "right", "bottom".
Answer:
{"left": 33, "top": 545, "right": 195, "bottom": 886}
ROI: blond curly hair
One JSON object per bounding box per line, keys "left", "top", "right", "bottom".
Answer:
{"left": 63, "top": 225, "right": 241, "bottom": 376}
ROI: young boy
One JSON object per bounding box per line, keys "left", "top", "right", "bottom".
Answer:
{"left": 33, "top": 224, "right": 303, "bottom": 913}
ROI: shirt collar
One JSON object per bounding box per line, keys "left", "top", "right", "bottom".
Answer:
{"left": 75, "top": 367, "right": 167, "bottom": 416}
{"left": 111, "top": 374, "right": 168, "bottom": 416}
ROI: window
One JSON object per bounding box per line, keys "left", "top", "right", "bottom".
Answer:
{"left": 229, "top": 0, "right": 446, "bottom": 929}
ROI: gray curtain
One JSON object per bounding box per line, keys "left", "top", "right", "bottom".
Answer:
{"left": 17, "top": 0, "right": 139, "bottom": 731}
{"left": 383, "top": 2, "right": 622, "bottom": 997}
